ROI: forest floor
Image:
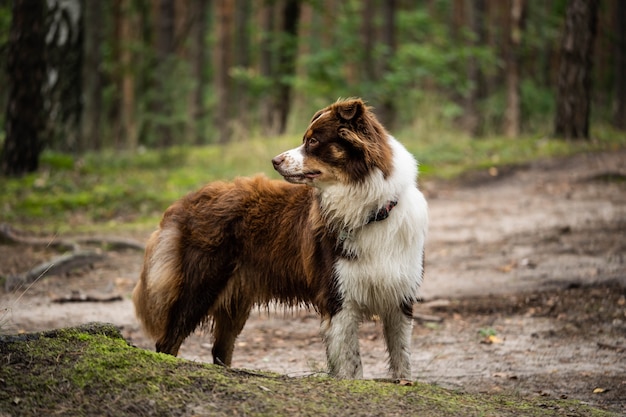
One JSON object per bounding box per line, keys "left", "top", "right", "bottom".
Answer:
{"left": 1, "top": 149, "right": 625, "bottom": 413}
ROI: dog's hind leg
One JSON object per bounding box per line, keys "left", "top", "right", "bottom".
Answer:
{"left": 155, "top": 332, "right": 186, "bottom": 356}
{"left": 382, "top": 301, "right": 414, "bottom": 380}
{"left": 155, "top": 262, "right": 233, "bottom": 356}
{"left": 211, "top": 300, "right": 252, "bottom": 366}
{"left": 321, "top": 306, "right": 363, "bottom": 379}
{"left": 155, "top": 293, "right": 214, "bottom": 356}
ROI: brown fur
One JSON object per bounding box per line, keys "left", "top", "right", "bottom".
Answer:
{"left": 133, "top": 175, "right": 342, "bottom": 363}
{"left": 302, "top": 99, "right": 393, "bottom": 183}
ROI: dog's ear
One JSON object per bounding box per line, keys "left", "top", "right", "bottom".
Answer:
{"left": 335, "top": 99, "right": 365, "bottom": 121}
{"left": 339, "top": 127, "right": 366, "bottom": 150}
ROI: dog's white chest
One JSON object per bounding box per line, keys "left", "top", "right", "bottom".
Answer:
{"left": 334, "top": 190, "right": 427, "bottom": 314}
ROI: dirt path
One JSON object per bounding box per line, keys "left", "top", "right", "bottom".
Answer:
{"left": 1, "top": 150, "right": 625, "bottom": 413}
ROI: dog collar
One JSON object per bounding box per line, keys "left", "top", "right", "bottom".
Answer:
{"left": 335, "top": 199, "right": 399, "bottom": 244}
{"left": 366, "top": 200, "right": 398, "bottom": 224}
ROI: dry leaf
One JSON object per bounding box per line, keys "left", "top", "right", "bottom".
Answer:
{"left": 481, "top": 335, "right": 503, "bottom": 345}
{"left": 593, "top": 387, "right": 608, "bottom": 394}
{"left": 497, "top": 261, "right": 517, "bottom": 273}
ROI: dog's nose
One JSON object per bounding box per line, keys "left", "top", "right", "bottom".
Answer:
{"left": 272, "top": 155, "right": 284, "bottom": 169}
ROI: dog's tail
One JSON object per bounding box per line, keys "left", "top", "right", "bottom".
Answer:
{"left": 132, "top": 225, "right": 184, "bottom": 345}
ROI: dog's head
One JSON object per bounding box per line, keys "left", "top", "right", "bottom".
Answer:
{"left": 272, "top": 98, "right": 393, "bottom": 186}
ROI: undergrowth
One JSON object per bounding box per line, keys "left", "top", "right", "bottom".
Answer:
{"left": 0, "top": 125, "right": 624, "bottom": 232}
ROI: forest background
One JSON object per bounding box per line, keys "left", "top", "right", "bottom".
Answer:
{"left": 0, "top": 0, "right": 625, "bottom": 224}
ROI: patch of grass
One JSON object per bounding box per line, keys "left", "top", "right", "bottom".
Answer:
{"left": 0, "top": 323, "right": 617, "bottom": 416}
{"left": 0, "top": 126, "right": 624, "bottom": 231}
{"left": 478, "top": 327, "right": 498, "bottom": 338}
{"left": 403, "top": 124, "right": 626, "bottom": 180}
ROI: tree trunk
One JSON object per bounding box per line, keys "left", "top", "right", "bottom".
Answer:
{"left": 215, "top": 0, "right": 234, "bottom": 143}
{"left": 292, "top": 2, "right": 313, "bottom": 122}
{"left": 613, "top": 0, "right": 626, "bottom": 130}
{"left": 234, "top": 0, "right": 251, "bottom": 137}
{"left": 1, "top": 0, "right": 46, "bottom": 176}
{"left": 190, "top": 0, "right": 209, "bottom": 144}
{"left": 361, "top": 0, "right": 375, "bottom": 84}
{"left": 378, "top": 0, "right": 396, "bottom": 130}
{"left": 554, "top": 0, "right": 599, "bottom": 139}
{"left": 504, "top": 0, "right": 525, "bottom": 138}
{"left": 463, "top": 0, "right": 486, "bottom": 137}
{"left": 81, "top": 0, "right": 103, "bottom": 151}
{"left": 110, "top": 0, "right": 122, "bottom": 148}
{"left": 540, "top": 0, "right": 555, "bottom": 89}
{"left": 45, "top": 0, "right": 83, "bottom": 152}
{"left": 155, "top": 0, "right": 175, "bottom": 147}
{"left": 275, "top": 0, "right": 301, "bottom": 135}
{"left": 259, "top": 0, "right": 275, "bottom": 135}
{"left": 121, "top": 2, "right": 137, "bottom": 150}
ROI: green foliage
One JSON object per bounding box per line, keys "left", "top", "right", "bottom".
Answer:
{"left": 139, "top": 57, "right": 196, "bottom": 147}
{"left": 478, "top": 327, "right": 497, "bottom": 338}
{"left": 0, "top": 2, "right": 10, "bottom": 46}
{"left": 40, "top": 152, "right": 75, "bottom": 170}
{"left": 0, "top": 138, "right": 288, "bottom": 230}
{"left": 390, "top": 9, "right": 498, "bottom": 94}
{"left": 1, "top": 123, "right": 624, "bottom": 231}
{"left": 297, "top": 4, "right": 500, "bottom": 128}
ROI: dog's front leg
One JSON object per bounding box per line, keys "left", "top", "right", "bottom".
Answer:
{"left": 321, "top": 306, "right": 363, "bottom": 379}
{"left": 382, "top": 303, "right": 414, "bottom": 380}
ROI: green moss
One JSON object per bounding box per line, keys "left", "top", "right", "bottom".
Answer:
{"left": 0, "top": 323, "right": 619, "bottom": 417}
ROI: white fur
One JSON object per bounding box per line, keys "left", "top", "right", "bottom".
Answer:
{"left": 286, "top": 145, "right": 306, "bottom": 166}
{"left": 327, "top": 137, "right": 427, "bottom": 310}
{"left": 147, "top": 226, "right": 182, "bottom": 296}
{"left": 322, "top": 137, "right": 428, "bottom": 379}
{"left": 135, "top": 226, "right": 183, "bottom": 340}
{"left": 321, "top": 306, "right": 364, "bottom": 378}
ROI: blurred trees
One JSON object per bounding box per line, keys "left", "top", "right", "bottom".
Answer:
{"left": 0, "top": 0, "right": 624, "bottom": 175}
{"left": 554, "top": 0, "right": 599, "bottom": 139}
{"left": 614, "top": 1, "right": 626, "bottom": 130}
{"left": 81, "top": 0, "right": 103, "bottom": 152}
{"left": 1, "top": 0, "right": 46, "bottom": 176}
{"left": 504, "top": 0, "right": 525, "bottom": 139}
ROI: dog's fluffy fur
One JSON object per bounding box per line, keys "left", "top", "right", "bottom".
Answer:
{"left": 133, "top": 98, "right": 428, "bottom": 379}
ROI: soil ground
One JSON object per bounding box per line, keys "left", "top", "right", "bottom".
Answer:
{"left": 1, "top": 150, "right": 625, "bottom": 413}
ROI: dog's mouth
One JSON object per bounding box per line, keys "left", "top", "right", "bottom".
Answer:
{"left": 282, "top": 171, "right": 322, "bottom": 183}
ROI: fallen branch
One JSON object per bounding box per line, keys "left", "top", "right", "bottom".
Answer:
{"left": 597, "top": 342, "right": 625, "bottom": 353}
{"left": 0, "top": 223, "right": 145, "bottom": 252}
{"left": 5, "top": 250, "right": 106, "bottom": 292}
{"left": 78, "top": 236, "right": 145, "bottom": 252}
{"left": 52, "top": 291, "right": 123, "bottom": 303}
{"left": 0, "top": 223, "right": 77, "bottom": 251}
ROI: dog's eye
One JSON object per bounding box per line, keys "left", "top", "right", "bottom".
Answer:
{"left": 308, "top": 138, "right": 319, "bottom": 147}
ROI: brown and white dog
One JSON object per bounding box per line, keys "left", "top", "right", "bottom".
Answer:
{"left": 133, "top": 98, "right": 428, "bottom": 379}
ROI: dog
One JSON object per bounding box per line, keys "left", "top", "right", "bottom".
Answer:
{"left": 132, "top": 98, "right": 428, "bottom": 379}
